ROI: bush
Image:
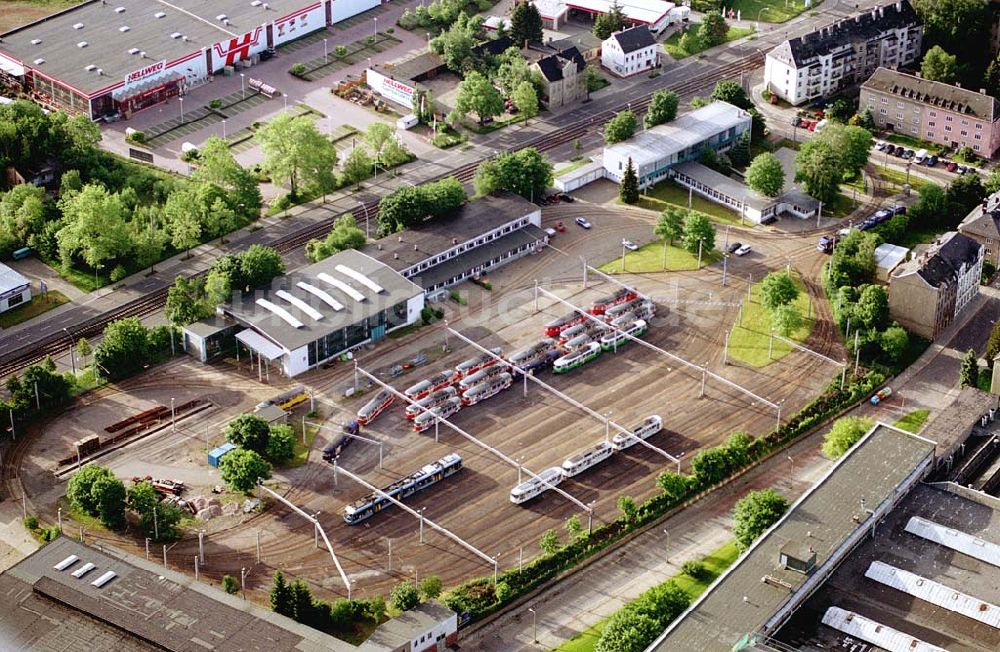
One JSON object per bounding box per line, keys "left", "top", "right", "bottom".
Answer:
{"left": 681, "top": 560, "right": 709, "bottom": 581}
{"left": 266, "top": 424, "right": 296, "bottom": 463}
{"left": 222, "top": 575, "right": 240, "bottom": 594}
{"left": 208, "top": 99, "right": 223, "bottom": 110}
{"left": 23, "top": 515, "right": 38, "bottom": 531}
{"left": 289, "top": 63, "right": 308, "bottom": 77}
{"left": 390, "top": 581, "right": 420, "bottom": 612}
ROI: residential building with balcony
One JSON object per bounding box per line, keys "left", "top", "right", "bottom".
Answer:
{"left": 860, "top": 67, "right": 1000, "bottom": 158}
{"left": 764, "top": 0, "right": 922, "bottom": 106}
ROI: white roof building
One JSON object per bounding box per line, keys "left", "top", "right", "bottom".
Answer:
{"left": 0, "top": 262, "right": 31, "bottom": 315}
{"left": 535, "top": 0, "right": 674, "bottom": 32}
{"left": 875, "top": 243, "right": 910, "bottom": 282}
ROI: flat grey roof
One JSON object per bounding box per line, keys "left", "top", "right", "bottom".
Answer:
{"left": 412, "top": 225, "right": 546, "bottom": 289}
{"left": 362, "top": 192, "right": 539, "bottom": 273}
{"left": 223, "top": 248, "right": 423, "bottom": 353}
{"left": 771, "top": 483, "right": 1000, "bottom": 652}
{"left": 672, "top": 161, "right": 773, "bottom": 211}
{"left": 0, "top": 0, "right": 311, "bottom": 96}
{"left": 0, "top": 262, "right": 30, "bottom": 294}
{"left": 921, "top": 386, "right": 997, "bottom": 461}
{"left": 650, "top": 424, "right": 936, "bottom": 652}
{"left": 1, "top": 536, "right": 355, "bottom": 651}
{"left": 360, "top": 601, "right": 455, "bottom": 650}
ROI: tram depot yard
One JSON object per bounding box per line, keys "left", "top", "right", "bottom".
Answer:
{"left": 18, "top": 231, "right": 839, "bottom": 599}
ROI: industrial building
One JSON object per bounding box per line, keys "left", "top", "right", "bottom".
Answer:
{"left": 533, "top": 0, "right": 681, "bottom": 34}
{"left": 362, "top": 191, "right": 546, "bottom": 295}
{"left": 0, "top": 262, "right": 31, "bottom": 314}
{"left": 183, "top": 249, "right": 424, "bottom": 378}
{"left": 0, "top": 0, "right": 383, "bottom": 120}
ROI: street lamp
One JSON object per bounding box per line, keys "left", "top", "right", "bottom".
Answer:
{"left": 373, "top": 16, "right": 378, "bottom": 38}
{"left": 323, "top": 38, "right": 328, "bottom": 63}
{"left": 240, "top": 73, "right": 245, "bottom": 100}
{"left": 62, "top": 327, "right": 76, "bottom": 374}
{"left": 283, "top": 93, "right": 288, "bottom": 112}
{"left": 179, "top": 97, "right": 184, "bottom": 123}
{"left": 528, "top": 607, "right": 537, "bottom": 643}
{"left": 222, "top": 119, "right": 227, "bottom": 140}
{"left": 664, "top": 529, "right": 670, "bottom": 561}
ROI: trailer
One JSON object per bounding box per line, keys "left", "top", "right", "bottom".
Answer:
{"left": 562, "top": 441, "right": 615, "bottom": 477}
{"left": 509, "top": 466, "right": 564, "bottom": 504}
{"left": 405, "top": 386, "right": 458, "bottom": 420}
{"left": 454, "top": 347, "right": 502, "bottom": 380}
{"left": 322, "top": 421, "right": 360, "bottom": 461}
{"left": 544, "top": 311, "right": 590, "bottom": 337}
{"left": 458, "top": 364, "right": 509, "bottom": 391}
{"left": 508, "top": 339, "right": 559, "bottom": 372}
{"left": 590, "top": 288, "right": 638, "bottom": 315}
{"left": 553, "top": 342, "right": 602, "bottom": 374}
{"left": 600, "top": 319, "right": 648, "bottom": 351}
{"left": 404, "top": 371, "right": 454, "bottom": 401}
{"left": 413, "top": 397, "right": 462, "bottom": 432}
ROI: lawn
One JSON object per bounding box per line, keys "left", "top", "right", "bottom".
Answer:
{"left": 288, "top": 419, "right": 320, "bottom": 467}
{"left": 0, "top": 0, "right": 79, "bottom": 32}
{"left": 634, "top": 180, "right": 747, "bottom": 227}
{"left": 823, "top": 190, "right": 858, "bottom": 219}
{"left": 728, "top": 271, "right": 815, "bottom": 367}
{"left": 553, "top": 541, "right": 740, "bottom": 652}
{"left": 598, "top": 241, "right": 722, "bottom": 274}
{"left": 894, "top": 409, "right": 930, "bottom": 433}
{"left": 664, "top": 25, "right": 755, "bottom": 59}
{"left": 876, "top": 164, "right": 940, "bottom": 191}
{"left": 0, "top": 290, "right": 70, "bottom": 328}
{"left": 727, "top": 0, "right": 813, "bottom": 24}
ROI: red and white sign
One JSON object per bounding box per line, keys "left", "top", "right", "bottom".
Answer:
{"left": 367, "top": 68, "right": 415, "bottom": 109}
{"left": 212, "top": 26, "right": 264, "bottom": 68}
{"left": 273, "top": 4, "right": 322, "bottom": 46}
{"left": 126, "top": 60, "right": 165, "bottom": 84}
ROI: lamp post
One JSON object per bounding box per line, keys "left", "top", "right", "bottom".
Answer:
{"left": 528, "top": 608, "right": 537, "bottom": 643}
{"left": 240, "top": 73, "right": 245, "bottom": 100}
{"left": 664, "top": 529, "right": 670, "bottom": 561}
{"left": 282, "top": 93, "right": 288, "bottom": 113}
{"left": 222, "top": 119, "right": 226, "bottom": 140}
{"left": 179, "top": 97, "right": 184, "bottom": 123}
{"left": 323, "top": 38, "right": 328, "bottom": 63}
{"left": 63, "top": 328, "right": 76, "bottom": 374}
{"left": 373, "top": 16, "right": 378, "bottom": 38}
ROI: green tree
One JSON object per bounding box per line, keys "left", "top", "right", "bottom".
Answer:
{"left": 678, "top": 31, "right": 703, "bottom": 55}
{"left": 289, "top": 579, "right": 313, "bottom": 622}
{"left": 593, "top": 1, "right": 627, "bottom": 39}
{"left": 266, "top": 424, "right": 296, "bottom": 463}
{"left": 128, "top": 480, "right": 182, "bottom": 540}
{"left": 495, "top": 47, "right": 542, "bottom": 98}
{"left": 539, "top": 528, "right": 560, "bottom": 554}
{"left": 760, "top": 272, "right": 798, "bottom": 310}
{"left": 732, "top": 488, "right": 789, "bottom": 551}
{"left": 56, "top": 184, "right": 131, "bottom": 272}
{"left": 419, "top": 575, "right": 443, "bottom": 600}
{"left": 822, "top": 416, "right": 874, "bottom": 459}
{"left": 595, "top": 609, "right": 661, "bottom": 652}
{"left": 604, "top": 110, "right": 637, "bottom": 144}
{"left": 0, "top": 184, "right": 47, "bottom": 258}
{"left": 656, "top": 471, "right": 690, "bottom": 502}
{"left": 205, "top": 268, "right": 231, "bottom": 304}
{"left": 306, "top": 214, "right": 366, "bottom": 262}
{"left": 681, "top": 212, "right": 715, "bottom": 254}
{"left": 986, "top": 53, "right": 1000, "bottom": 99}
{"left": 222, "top": 575, "right": 240, "bottom": 594}
{"left": 728, "top": 131, "right": 751, "bottom": 168}
{"left": 219, "top": 448, "right": 272, "bottom": 492}
{"left": 795, "top": 140, "right": 842, "bottom": 203}
{"left": 192, "top": 136, "right": 261, "bottom": 220}
{"left": 90, "top": 475, "right": 126, "bottom": 528}
{"left": 342, "top": 147, "right": 373, "bottom": 189}
{"left": 960, "top": 348, "right": 979, "bottom": 388}
{"left": 655, "top": 207, "right": 685, "bottom": 269}
{"left": 710, "top": 79, "right": 752, "bottom": 110}
{"left": 825, "top": 97, "right": 853, "bottom": 123}
{"left": 921, "top": 45, "right": 958, "bottom": 83}
{"left": 238, "top": 244, "right": 285, "bottom": 291}
{"left": 270, "top": 570, "right": 295, "bottom": 617}
{"left": 816, "top": 123, "right": 872, "bottom": 179}
{"left": 565, "top": 513, "right": 583, "bottom": 540}
{"left": 617, "top": 494, "right": 638, "bottom": 522}
{"left": 745, "top": 152, "right": 785, "bottom": 197}
{"left": 908, "top": 183, "right": 948, "bottom": 229}
{"left": 691, "top": 447, "right": 730, "bottom": 485}
{"left": 619, "top": 157, "right": 640, "bottom": 204}
{"left": 67, "top": 465, "right": 118, "bottom": 517}
{"left": 698, "top": 11, "right": 729, "bottom": 47}
{"left": 828, "top": 230, "right": 879, "bottom": 290}
{"left": 772, "top": 304, "right": 803, "bottom": 337}
{"left": 644, "top": 89, "right": 679, "bottom": 128}
{"left": 946, "top": 173, "right": 986, "bottom": 225}
{"left": 367, "top": 595, "right": 387, "bottom": 622}
{"left": 880, "top": 324, "right": 909, "bottom": 363}
{"left": 390, "top": 581, "right": 421, "bottom": 612}
{"left": 512, "top": 80, "right": 539, "bottom": 125}
{"left": 855, "top": 284, "right": 889, "bottom": 331}
{"left": 473, "top": 148, "right": 553, "bottom": 201}
{"left": 76, "top": 338, "right": 92, "bottom": 366}
{"left": 430, "top": 12, "right": 478, "bottom": 72}
{"left": 510, "top": 0, "right": 544, "bottom": 44}
{"left": 165, "top": 276, "right": 213, "bottom": 326}
{"left": 364, "top": 123, "right": 394, "bottom": 165}
{"left": 455, "top": 70, "right": 504, "bottom": 125}
{"left": 257, "top": 114, "right": 337, "bottom": 196}
{"left": 226, "top": 413, "right": 272, "bottom": 453}
{"left": 495, "top": 580, "right": 512, "bottom": 602}
{"left": 985, "top": 168, "right": 1000, "bottom": 195}
{"left": 94, "top": 317, "right": 150, "bottom": 379}
{"left": 912, "top": 0, "right": 990, "bottom": 84}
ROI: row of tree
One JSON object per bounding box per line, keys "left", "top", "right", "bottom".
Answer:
{"left": 376, "top": 177, "right": 466, "bottom": 236}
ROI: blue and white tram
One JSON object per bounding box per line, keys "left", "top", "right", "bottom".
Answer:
{"left": 343, "top": 453, "right": 463, "bottom": 524}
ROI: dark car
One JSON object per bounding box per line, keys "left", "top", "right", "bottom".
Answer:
{"left": 817, "top": 235, "right": 835, "bottom": 253}
{"left": 926, "top": 155, "right": 938, "bottom": 167}
{"left": 947, "top": 161, "right": 959, "bottom": 172}
{"left": 873, "top": 208, "right": 893, "bottom": 221}
{"left": 903, "top": 149, "right": 915, "bottom": 159}
{"left": 957, "top": 165, "right": 968, "bottom": 175}
{"left": 892, "top": 205, "right": 907, "bottom": 215}
{"left": 560, "top": 194, "right": 575, "bottom": 203}
{"left": 727, "top": 242, "right": 742, "bottom": 254}
{"left": 858, "top": 220, "right": 876, "bottom": 231}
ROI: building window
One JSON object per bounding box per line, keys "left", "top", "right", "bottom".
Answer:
{"left": 976, "top": 123, "right": 983, "bottom": 130}
{"left": 929, "top": 110, "right": 936, "bottom": 117}
{"left": 927, "top": 131, "right": 934, "bottom": 138}
{"left": 945, "top": 125, "right": 952, "bottom": 132}
{"left": 880, "top": 108, "right": 887, "bottom": 115}
{"left": 7, "top": 293, "right": 23, "bottom": 308}
{"left": 896, "top": 101, "right": 904, "bottom": 109}
{"left": 975, "top": 144, "right": 981, "bottom": 151}
{"left": 881, "top": 97, "right": 888, "bottom": 104}
{"left": 962, "top": 120, "right": 969, "bottom": 126}
{"left": 896, "top": 112, "right": 903, "bottom": 119}
{"left": 975, "top": 133, "right": 982, "bottom": 140}
{"left": 946, "top": 115, "right": 953, "bottom": 122}
{"left": 928, "top": 121, "right": 935, "bottom": 127}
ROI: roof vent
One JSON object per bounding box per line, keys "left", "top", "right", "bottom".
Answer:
{"left": 33, "top": 58, "right": 45, "bottom": 65}
{"left": 154, "top": 11, "right": 166, "bottom": 18}
{"left": 77, "top": 41, "right": 88, "bottom": 48}
{"left": 30, "top": 38, "right": 42, "bottom": 45}
{"left": 96, "top": 68, "right": 103, "bottom": 75}
{"left": 54, "top": 555, "right": 80, "bottom": 571}
{"left": 115, "top": 6, "right": 126, "bottom": 13}
{"left": 92, "top": 570, "right": 117, "bottom": 588}
{"left": 139, "top": 50, "right": 146, "bottom": 58}
{"left": 251, "top": 0, "right": 262, "bottom": 5}
{"left": 170, "top": 32, "right": 182, "bottom": 39}
{"left": 85, "top": 64, "right": 96, "bottom": 71}
{"left": 128, "top": 47, "right": 140, "bottom": 55}
{"left": 262, "top": 2, "right": 270, "bottom": 9}
{"left": 223, "top": 19, "right": 231, "bottom": 26}
{"left": 182, "top": 35, "right": 189, "bottom": 42}
{"left": 119, "top": 26, "right": 129, "bottom": 32}
{"left": 216, "top": 14, "right": 228, "bottom": 21}
{"left": 73, "top": 22, "right": 84, "bottom": 30}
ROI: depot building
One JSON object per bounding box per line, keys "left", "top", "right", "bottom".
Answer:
{"left": 0, "top": 0, "right": 382, "bottom": 120}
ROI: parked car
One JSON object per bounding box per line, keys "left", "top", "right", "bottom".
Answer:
{"left": 872, "top": 208, "right": 892, "bottom": 221}
{"left": 554, "top": 221, "right": 566, "bottom": 232}
{"left": 560, "top": 194, "right": 575, "bottom": 203}
{"left": 891, "top": 205, "right": 907, "bottom": 215}
{"left": 734, "top": 244, "right": 752, "bottom": 256}
{"left": 957, "top": 165, "right": 968, "bottom": 175}
{"left": 947, "top": 161, "right": 958, "bottom": 172}
{"left": 903, "top": 149, "right": 915, "bottom": 159}
{"left": 575, "top": 217, "right": 592, "bottom": 229}
{"left": 622, "top": 239, "right": 638, "bottom": 251}
{"left": 926, "top": 155, "right": 938, "bottom": 167}
{"left": 858, "top": 220, "right": 876, "bottom": 231}
{"left": 875, "top": 141, "right": 887, "bottom": 151}
{"left": 870, "top": 387, "right": 893, "bottom": 406}
{"left": 895, "top": 147, "right": 908, "bottom": 158}
{"left": 545, "top": 227, "right": 557, "bottom": 238}
{"left": 727, "top": 242, "right": 742, "bottom": 254}
{"left": 817, "top": 235, "right": 835, "bottom": 253}
{"left": 967, "top": 166, "right": 978, "bottom": 176}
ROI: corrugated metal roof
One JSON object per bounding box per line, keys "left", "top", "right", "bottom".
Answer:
{"left": 865, "top": 561, "right": 999, "bottom": 629}
{"left": 904, "top": 516, "right": 1000, "bottom": 567}
{"left": 821, "top": 607, "right": 948, "bottom": 652}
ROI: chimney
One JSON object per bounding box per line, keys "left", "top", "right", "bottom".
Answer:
{"left": 413, "top": 244, "right": 418, "bottom": 251}
{"left": 981, "top": 88, "right": 987, "bottom": 95}
{"left": 377, "top": 243, "right": 382, "bottom": 250}
{"left": 452, "top": 238, "right": 458, "bottom": 245}
{"left": 393, "top": 253, "right": 399, "bottom": 259}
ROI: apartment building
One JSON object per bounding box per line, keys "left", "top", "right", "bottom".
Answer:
{"left": 601, "top": 25, "right": 658, "bottom": 78}
{"left": 888, "top": 232, "right": 983, "bottom": 340}
{"left": 764, "top": 0, "right": 922, "bottom": 106}
{"left": 860, "top": 68, "right": 1000, "bottom": 158}
{"left": 958, "top": 190, "right": 1000, "bottom": 267}
{"left": 533, "top": 46, "right": 587, "bottom": 109}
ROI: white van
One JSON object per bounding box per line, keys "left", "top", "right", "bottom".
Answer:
{"left": 913, "top": 148, "right": 928, "bottom": 164}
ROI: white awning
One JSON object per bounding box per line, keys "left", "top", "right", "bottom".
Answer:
{"left": 235, "top": 329, "right": 285, "bottom": 361}
{"left": 0, "top": 54, "right": 25, "bottom": 77}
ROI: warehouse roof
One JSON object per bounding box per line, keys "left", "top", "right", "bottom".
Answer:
{"left": 0, "top": 536, "right": 355, "bottom": 651}
{"left": 414, "top": 225, "right": 546, "bottom": 289}
{"left": 863, "top": 67, "right": 999, "bottom": 121}
{"left": 221, "top": 249, "right": 423, "bottom": 353}
{"left": 672, "top": 161, "right": 773, "bottom": 212}
{"left": 0, "top": 262, "right": 30, "bottom": 294}
{"left": 0, "top": 0, "right": 307, "bottom": 95}
{"left": 566, "top": 0, "right": 674, "bottom": 25}
{"left": 359, "top": 602, "right": 456, "bottom": 651}
{"left": 362, "top": 192, "right": 539, "bottom": 273}
{"left": 649, "top": 424, "right": 936, "bottom": 652}
{"left": 604, "top": 101, "right": 751, "bottom": 168}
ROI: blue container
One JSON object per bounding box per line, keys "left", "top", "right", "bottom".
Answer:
{"left": 12, "top": 247, "right": 31, "bottom": 260}
{"left": 208, "top": 442, "right": 237, "bottom": 467}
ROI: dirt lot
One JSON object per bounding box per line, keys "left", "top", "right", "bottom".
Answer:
{"left": 0, "top": 1, "right": 79, "bottom": 33}
{"left": 15, "top": 204, "right": 843, "bottom": 603}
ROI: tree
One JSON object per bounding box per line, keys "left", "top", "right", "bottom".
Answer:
{"left": 226, "top": 413, "right": 272, "bottom": 453}
{"left": 363, "top": 122, "right": 394, "bottom": 166}
{"left": 655, "top": 207, "right": 685, "bottom": 269}
{"left": 732, "top": 488, "right": 789, "bottom": 551}
{"left": 192, "top": 136, "right": 261, "bottom": 219}
{"left": 222, "top": 575, "right": 240, "bottom": 595}
{"left": 825, "top": 97, "right": 853, "bottom": 123}
{"left": 985, "top": 168, "right": 1000, "bottom": 196}
{"left": 656, "top": 471, "right": 690, "bottom": 502}
{"left": 366, "top": 595, "right": 387, "bottom": 623}
{"left": 619, "top": 157, "right": 640, "bottom": 204}
{"left": 960, "top": 348, "right": 979, "bottom": 388}
{"left": 698, "top": 11, "right": 729, "bottom": 47}
{"left": 986, "top": 53, "right": 1000, "bottom": 99}
{"left": 342, "top": 147, "right": 373, "bottom": 189}
{"left": 907, "top": 182, "right": 948, "bottom": 229}
{"left": 76, "top": 338, "right": 92, "bottom": 366}
{"left": 565, "top": 514, "right": 583, "bottom": 540}
{"left": 855, "top": 285, "right": 889, "bottom": 331}
{"left": 419, "top": 575, "right": 443, "bottom": 600}
{"left": 539, "top": 528, "right": 560, "bottom": 554}
{"left": 67, "top": 465, "right": 118, "bottom": 517}
{"left": 56, "top": 184, "right": 131, "bottom": 272}
{"left": 745, "top": 153, "right": 784, "bottom": 198}
{"left": 617, "top": 494, "right": 638, "bottom": 522}
{"left": 390, "top": 581, "right": 421, "bottom": 612}
{"left": 289, "top": 579, "right": 313, "bottom": 622}
{"left": 219, "top": 448, "right": 272, "bottom": 492}
{"left": 0, "top": 184, "right": 47, "bottom": 258}
{"left": 828, "top": 230, "right": 878, "bottom": 290}
{"left": 165, "top": 276, "right": 214, "bottom": 326}
{"left": 604, "top": 110, "right": 637, "bottom": 144}
{"left": 816, "top": 124, "right": 872, "bottom": 179}
{"left": 510, "top": 0, "right": 544, "bottom": 44}
{"left": 946, "top": 173, "right": 986, "bottom": 224}
{"left": 691, "top": 447, "right": 730, "bottom": 485}
{"left": 822, "top": 416, "right": 874, "bottom": 459}
{"left": 710, "top": 79, "right": 752, "bottom": 110}
{"left": 681, "top": 212, "right": 715, "bottom": 254}
{"left": 306, "top": 214, "right": 366, "bottom": 262}
{"left": 473, "top": 148, "right": 553, "bottom": 201}
{"left": 678, "top": 31, "right": 703, "bottom": 56}
{"left": 89, "top": 475, "right": 126, "bottom": 528}
{"left": 644, "top": 90, "right": 679, "bottom": 128}
{"left": 795, "top": 140, "right": 842, "bottom": 203}
{"left": 512, "top": 80, "right": 539, "bottom": 125}
{"left": 920, "top": 45, "right": 958, "bottom": 83}
{"left": 496, "top": 47, "right": 542, "bottom": 98}
{"left": 728, "top": 131, "right": 751, "bottom": 168}
{"left": 95, "top": 317, "right": 150, "bottom": 379}
{"left": 760, "top": 272, "right": 798, "bottom": 310}
{"left": 593, "top": 1, "right": 626, "bottom": 39}
{"left": 912, "top": 0, "right": 990, "bottom": 85}
{"left": 455, "top": 70, "right": 504, "bottom": 125}
{"left": 239, "top": 244, "right": 285, "bottom": 291}
{"left": 270, "top": 571, "right": 295, "bottom": 617}
{"left": 772, "top": 304, "right": 803, "bottom": 337}
{"left": 127, "top": 480, "right": 180, "bottom": 540}
{"left": 430, "top": 14, "right": 477, "bottom": 72}
{"left": 594, "top": 610, "right": 661, "bottom": 652}
{"left": 881, "top": 324, "right": 909, "bottom": 363}
{"left": 257, "top": 113, "right": 337, "bottom": 196}
{"left": 266, "top": 424, "right": 296, "bottom": 463}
